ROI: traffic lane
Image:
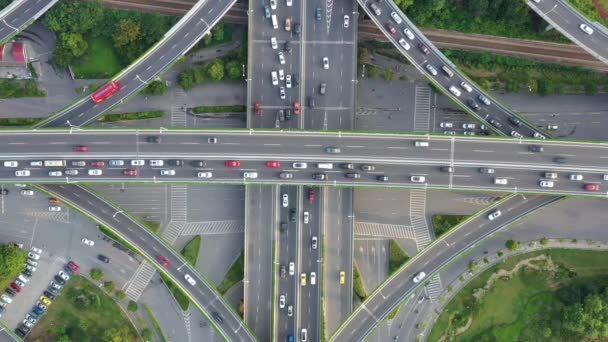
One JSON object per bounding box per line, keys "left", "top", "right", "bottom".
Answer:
{"left": 244, "top": 185, "right": 275, "bottom": 342}
{"left": 40, "top": 184, "right": 255, "bottom": 342}
{"left": 304, "top": 108, "right": 354, "bottom": 130}
{"left": 332, "top": 194, "right": 559, "bottom": 341}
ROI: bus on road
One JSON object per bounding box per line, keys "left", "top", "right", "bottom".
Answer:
{"left": 43, "top": 160, "right": 66, "bottom": 167}
{"left": 90, "top": 81, "right": 121, "bottom": 103}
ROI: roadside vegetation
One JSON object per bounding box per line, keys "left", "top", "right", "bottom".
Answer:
{"left": 28, "top": 275, "right": 141, "bottom": 342}
{"left": 0, "top": 79, "right": 46, "bottom": 99}
{"left": 432, "top": 215, "right": 469, "bottom": 238}
{"left": 141, "top": 80, "right": 169, "bottom": 96}
{"left": 0, "top": 243, "right": 26, "bottom": 289}
{"left": 566, "top": 0, "right": 608, "bottom": 28}
{"left": 162, "top": 236, "right": 202, "bottom": 310}
{"left": 429, "top": 249, "right": 608, "bottom": 341}
{"left": 443, "top": 49, "right": 608, "bottom": 96}
{"left": 217, "top": 249, "right": 244, "bottom": 294}
{"left": 0, "top": 117, "right": 43, "bottom": 126}
{"left": 353, "top": 263, "right": 367, "bottom": 300}
{"left": 388, "top": 240, "right": 410, "bottom": 275}
{"left": 192, "top": 105, "right": 246, "bottom": 114}
{"left": 98, "top": 111, "right": 165, "bottom": 122}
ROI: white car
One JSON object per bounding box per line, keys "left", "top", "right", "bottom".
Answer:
{"left": 289, "top": 262, "right": 295, "bottom": 275}
{"left": 460, "top": 82, "right": 473, "bottom": 92}
{"left": 20, "top": 189, "right": 34, "bottom": 195}
{"left": 293, "top": 162, "right": 307, "bottom": 169}
{"left": 569, "top": 174, "right": 583, "bottom": 181}
{"left": 270, "top": 0, "right": 277, "bottom": 9}
{"left": 440, "top": 122, "right": 453, "bottom": 128}
{"left": 462, "top": 123, "right": 475, "bottom": 129}
{"left": 65, "top": 169, "right": 79, "bottom": 176}
{"left": 287, "top": 305, "right": 293, "bottom": 316}
{"left": 271, "top": 71, "right": 279, "bottom": 85}
{"left": 580, "top": 23, "right": 594, "bottom": 35}
{"left": 322, "top": 57, "right": 329, "bottom": 70}
{"left": 279, "top": 87, "right": 286, "bottom": 100}
{"left": 49, "top": 171, "right": 62, "bottom": 177}
{"left": 184, "top": 274, "right": 196, "bottom": 286}
{"left": 279, "top": 295, "right": 286, "bottom": 308}
{"left": 286, "top": 74, "right": 292, "bottom": 88}
{"left": 398, "top": 38, "right": 410, "bottom": 51}
{"left": 197, "top": 172, "right": 213, "bottom": 178}
{"left": 88, "top": 169, "right": 102, "bottom": 176}
{"left": 390, "top": 11, "right": 402, "bottom": 24}
{"left": 28, "top": 252, "right": 40, "bottom": 260}
{"left": 310, "top": 272, "right": 316, "bottom": 285}
{"left": 286, "top": 0, "right": 292, "bottom": 6}
{"left": 243, "top": 172, "right": 258, "bottom": 179}
{"left": 49, "top": 205, "right": 62, "bottom": 212}
{"left": 15, "top": 279, "right": 25, "bottom": 288}
{"left": 278, "top": 51, "right": 285, "bottom": 64}
{"left": 160, "top": 169, "right": 176, "bottom": 176}
{"left": 343, "top": 15, "right": 349, "bottom": 28}
{"left": 448, "top": 85, "right": 461, "bottom": 97}
{"left": 413, "top": 271, "right": 426, "bottom": 283}
{"left": 1, "top": 294, "right": 12, "bottom": 303}
{"left": 150, "top": 160, "right": 164, "bottom": 166}
{"left": 303, "top": 211, "right": 310, "bottom": 224}
{"left": 15, "top": 170, "right": 30, "bottom": 177}
{"left": 58, "top": 270, "right": 70, "bottom": 281}
{"left": 282, "top": 194, "right": 289, "bottom": 207}
{"left": 82, "top": 238, "right": 95, "bottom": 246}
{"left": 494, "top": 178, "right": 508, "bottom": 185}
{"left": 131, "top": 160, "right": 145, "bottom": 166}
{"left": 425, "top": 64, "right": 437, "bottom": 76}
{"left": 410, "top": 175, "right": 426, "bottom": 183}
{"left": 403, "top": 27, "right": 415, "bottom": 40}
{"left": 510, "top": 131, "right": 522, "bottom": 138}
{"left": 30, "top": 246, "right": 42, "bottom": 254}
{"left": 279, "top": 69, "right": 285, "bottom": 80}
{"left": 3, "top": 161, "right": 18, "bottom": 167}
{"left": 311, "top": 236, "right": 318, "bottom": 249}
{"left": 26, "top": 265, "right": 36, "bottom": 272}
{"left": 487, "top": 210, "right": 501, "bottom": 221}
{"left": 539, "top": 180, "right": 554, "bottom": 188}
{"left": 271, "top": 37, "right": 278, "bottom": 49}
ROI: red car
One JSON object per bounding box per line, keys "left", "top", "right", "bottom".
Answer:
{"left": 156, "top": 255, "right": 169, "bottom": 267}
{"left": 584, "top": 183, "right": 600, "bottom": 191}
{"left": 225, "top": 160, "right": 240, "bottom": 168}
{"left": 10, "top": 282, "right": 21, "bottom": 293}
{"left": 67, "top": 261, "right": 80, "bottom": 272}
{"left": 74, "top": 145, "right": 89, "bottom": 152}
{"left": 254, "top": 102, "right": 262, "bottom": 115}
{"left": 266, "top": 161, "right": 280, "bottom": 168}
{"left": 385, "top": 23, "right": 396, "bottom": 35}
{"left": 308, "top": 188, "right": 315, "bottom": 202}
{"left": 90, "top": 161, "right": 105, "bottom": 167}
{"left": 123, "top": 169, "right": 138, "bottom": 176}
{"left": 294, "top": 101, "right": 300, "bottom": 114}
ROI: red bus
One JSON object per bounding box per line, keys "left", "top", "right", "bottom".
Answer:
{"left": 90, "top": 81, "right": 121, "bottom": 103}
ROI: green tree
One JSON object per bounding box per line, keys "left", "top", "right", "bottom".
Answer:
{"left": 127, "top": 300, "right": 138, "bottom": 312}
{"left": 225, "top": 61, "right": 242, "bottom": 80}
{"left": 367, "top": 65, "right": 378, "bottom": 78}
{"left": 142, "top": 80, "right": 168, "bottom": 96}
{"left": 0, "top": 244, "right": 26, "bottom": 281}
{"left": 53, "top": 32, "right": 89, "bottom": 67}
{"left": 43, "top": 1, "right": 104, "bottom": 34}
{"left": 103, "top": 326, "right": 133, "bottom": 342}
{"left": 382, "top": 68, "right": 395, "bottom": 81}
{"left": 90, "top": 268, "right": 104, "bottom": 280}
{"left": 113, "top": 19, "right": 142, "bottom": 49}
{"left": 178, "top": 70, "right": 195, "bottom": 90}
{"left": 115, "top": 290, "right": 126, "bottom": 299}
{"left": 211, "top": 23, "right": 225, "bottom": 42}
{"left": 563, "top": 290, "right": 608, "bottom": 338}
{"left": 141, "top": 328, "right": 153, "bottom": 341}
{"left": 206, "top": 59, "right": 225, "bottom": 81}
{"left": 104, "top": 280, "right": 115, "bottom": 292}
{"left": 505, "top": 239, "right": 520, "bottom": 251}
{"left": 52, "top": 335, "right": 69, "bottom": 342}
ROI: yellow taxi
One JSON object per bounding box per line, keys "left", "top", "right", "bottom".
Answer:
{"left": 339, "top": 271, "right": 345, "bottom": 285}
{"left": 300, "top": 273, "right": 307, "bottom": 286}
{"left": 39, "top": 295, "right": 52, "bottom": 306}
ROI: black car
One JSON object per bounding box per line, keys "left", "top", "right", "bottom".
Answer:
{"left": 417, "top": 43, "right": 430, "bottom": 55}
{"left": 440, "top": 166, "right": 453, "bottom": 173}
{"left": 285, "top": 109, "right": 292, "bottom": 120}
{"left": 528, "top": 145, "right": 544, "bottom": 153}
{"left": 191, "top": 160, "right": 206, "bottom": 167}
{"left": 280, "top": 222, "right": 287, "bottom": 233}
{"left": 377, "top": 175, "right": 389, "bottom": 182}
{"left": 63, "top": 265, "right": 74, "bottom": 276}
{"left": 14, "top": 328, "right": 26, "bottom": 338}
{"left": 0, "top": 306, "right": 4, "bottom": 314}
{"left": 360, "top": 164, "right": 375, "bottom": 172}
{"left": 146, "top": 136, "right": 161, "bottom": 143}
{"left": 44, "top": 290, "right": 56, "bottom": 299}
{"left": 168, "top": 160, "right": 184, "bottom": 167}
{"left": 345, "top": 173, "right": 361, "bottom": 179}
{"left": 294, "top": 23, "right": 301, "bottom": 35}
{"left": 312, "top": 173, "right": 327, "bottom": 180}
{"left": 0, "top": 189, "right": 8, "bottom": 195}
{"left": 508, "top": 116, "right": 523, "bottom": 127}
{"left": 340, "top": 163, "right": 354, "bottom": 170}
{"left": 466, "top": 98, "right": 480, "bottom": 111}
{"left": 98, "top": 254, "right": 110, "bottom": 263}
{"left": 5, "top": 288, "right": 16, "bottom": 296}
{"left": 23, "top": 270, "right": 32, "bottom": 277}
{"left": 212, "top": 312, "right": 224, "bottom": 324}
{"left": 284, "top": 41, "right": 291, "bottom": 54}
{"left": 20, "top": 323, "right": 31, "bottom": 332}
{"left": 54, "top": 275, "right": 66, "bottom": 285}
{"left": 554, "top": 156, "right": 568, "bottom": 164}
{"left": 290, "top": 209, "right": 297, "bottom": 223}
{"left": 292, "top": 75, "right": 299, "bottom": 87}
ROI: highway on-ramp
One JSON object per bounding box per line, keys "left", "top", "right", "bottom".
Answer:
{"left": 0, "top": 0, "right": 57, "bottom": 44}
{"left": 329, "top": 194, "right": 562, "bottom": 341}
{"left": 39, "top": 184, "right": 257, "bottom": 342}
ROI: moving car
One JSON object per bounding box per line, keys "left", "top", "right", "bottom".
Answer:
{"left": 278, "top": 51, "right": 285, "bottom": 64}
{"left": 425, "top": 64, "right": 437, "bottom": 76}
{"left": 3, "top": 161, "right": 18, "bottom": 167}
{"left": 226, "top": 160, "right": 241, "bottom": 168}
{"left": 303, "top": 211, "right": 310, "bottom": 224}
{"left": 279, "top": 172, "right": 293, "bottom": 179}
{"left": 311, "top": 236, "right": 318, "bottom": 249}
{"left": 197, "top": 172, "right": 212, "bottom": 178}
{"left": 131, "top": 160, "right": 145, "bottom": 166}
{"left": 339, "top": 271, "right": 345, "bottom": 284}
{"left": 270, "top": 37, "right": 278, "bottom": 49}
{"left": 90, "top": 161, "right": 105, "bottom": 167}
{"left": 325, "top": 146, "right": 341, "bottom": 154}
{"left": 184, "top": 274, "right": 196, "bottom": 286}
{"left": 146, "top": 136, "right": 161, "bottom": 143}
{"left": 345, "top": 172, "right": 361, "bottom": 179}
{"left": 579, "top": 23, "right": 594, "bottom": 35}
{"left": 460, "top": 82, "right": 473, "bottom": 92}
{"left": 479, "top": 167, "right": 495, "bottom": 174}
{"left": 300, "top": 273, "right": 306, "bottom": 286}
{"left": 494, "top": 178, "right": 508, "bottom": 185}
{"left": 310, "top": 272, "right": 316, "bottom": 285}
{"left": 15, "top": 170, "right": 30, "bottom": 177}
{"left": 81, "top": 238, "right": 94, "bottom": 246}
{"left": 539, "top": 180, "right": 554, "bottom": 188}
{"left": 343, "top": 14, "right": 349, "bottom": 28}
{"left": 312, "top": 173, "right": 327, "bottom": 180}
{"left": 528, "top": 145, "right": 544, "bottom": 153}
{"left": 315, "top": 7, "right": 321, "bottom": 20}
{"left": 160, "top": 169, "right": 176, "bottom": 176}
{"left": 417, "top": 43, "right": 429, "bottom": 55}
{"left": 123, "top": 169, "right": 137, "bottom": 176}
{"left": 385, "top": 23, "right": 396, "bottom": 35}
{"left": 466, "top": 98, "right": 480, "bottom": 111}
{"left": 243, "top": 172, "right": 258, "bottom": 179}
{"left": 282, "top": 194, "right": 289, "bottom": 207}
{"left": 322, "top": 57, "right": 329, "bottom": 70}
{"left": 487, "top": 210, "right": 501, "bottom": 221}
{"left": 360, "top": 164, "right": 375, "bottom": 172}
{"left": 74, "top": 145, "right": 89, "bottom": 152}
{"left": 413, "top": 272, "right": 426, "bottom": 283}
{"left": 98, "top": 255, "right": 110, "bottom": 263}
{"left": 49, "top": 171, "right": 62, "bottom": 177}
{"left": 478, "top": 94, "right": 491, "bottom": 106}
{"left": 584, "top": 183, "right": 600, "bottom": 192}
{"left": 569, "top": 174, "right": 583, "bottom": 181}
{"left": 157, "top": 255, "right": 169, "bottom": 267}
{"left": 398, "top": 38, "right": 410, "bottom": 50}
{"left": 289, "top": 262, "right": 295, "bottom": 275}
{"left": 266, "top": 160, "right": 280, "bottom": 168}
{"left": 403, "top": 27, "right": 415, "bottom": 40}
{"left": 410, "top": 175, "right": 425, "bottom": 183}
{"left": 88, "top": 169, "right": 102, "bottom": 176}
{"left": 279, "top": 295, "right": 286, "bottom": 308}
{"left": 390, "top": 11, "right": 402, "bottom": 24}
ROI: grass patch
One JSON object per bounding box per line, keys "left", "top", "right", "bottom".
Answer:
{"left": 181, "top": 236, "right": 201, "bottom": 266}
{"left": 0, "top": 79, "right": 46, "bottom": 98}
{"left": 144, "top": 304, "right": 167, "bottom": 342}
{"left": 0, "top": 117, "right": 43, "bottom": 126}
{"left": 27, "top": 275, "right": 140, "bottom": 341}
{"left": 98, "top": 111, "right": 164, "bottom": 122}
{"left": 192, "top": 105, "right": 246, "bottom": 114}
{"left": 143, "top": 220, "right": 161, "bottom": 233}
{"left": 429, "top": 249, "right": 608, "bottom": 342}
{"left": 432, "top": 215, "right": 469, "bottom": 238}
{"left": 217, "top": 249, "right": 244, "bottom": 294}
{"left": 71, "top": 36, "right": 123, "bottom": 79}
{"left": 387, "top": 303, "right": 402, "bottom": 320}
{"left": 566, "top": 0, "right": 608, "bottom": 27}
{"left": 353, "top": 262, "right": 367, "bottom": 300}
{"left": 160, "top": 272, "right": 190, "bottom": 311}
{"left": 388, "top": 240, "right": 409, "bottom": 276}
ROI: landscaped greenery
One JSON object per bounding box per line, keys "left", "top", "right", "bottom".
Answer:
{"left": 143, "top": 220, "right": 161, "bottom": 233}
{"left": 432, "top": 215, "right": 469, "bottom": 238}
{"left": 160, "top": 236, "right": 202, "bottom": 309}
{"left": 429, "top": 249, "right": 608, "bottom": 341}
{"left": 192, "top": 105, "right": 246, "bottom": 114}
{"left": 182, "top": 236, "right": 201, "bottom": 266}
{"left": 98, "top": 110, "right": 164, "bottom": 122}
{"left": 70, "top": 36, "right": 122, "bottom": 79}
{"left": 443, "top": 49, "right": 608, "bottom": 95}
{"left": 0, "top": 117, "right": 43, "bottom": 126}
{"left": 160, "top": 272, "right": 190, "bottom": 310}
{"left": 353, "top": 263, "right": 367, "bottom": 300}
{"left": 28, "top": 275, "right": 140, "bottom": 342}
{"left": 190, "top": 23, "right": 235, "bottom": 51}
{"left": 217, "top": 249, "right": 244, "bottom": 294}
{"left": 141, "top": 80, "right": 169, "bottom": 96}
{"left": 566, "top": 0, "right": 608, "bottom": 27}
{"left": 144, "top": 304, "right": 167, "bottom": 342}
{"left": 388, "top": 240, "right": 409, "bottom": 275}
{"left": 0, "top": 243, "right": 26, "bottom": 289}
{"left": 0, "top": 79, "right": 46, "bottom": 98}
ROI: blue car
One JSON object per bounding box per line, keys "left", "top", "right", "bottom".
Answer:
{"left": 315, "top": 7, "right": 321, "bottom": 21}
{"left": 264, "top": 5, "right": 271, "bottom": 18}
{"left": 32, "top": 307, "right": 44, "bottom": 315}
{"left": 29, "top": 310, "right": 39, "bottom": 319}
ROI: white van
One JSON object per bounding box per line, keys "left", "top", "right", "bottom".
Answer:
{"left": 448, "top": 86, "right": 461, "bottom": 97}
{"left": 414, "top": 141, "right": 429, "bottom": 147}
{"left": 317, "top": 163, "right": 333, "bottom": 169}
{"left": 271, "top": 14, "right": 278, "bottom": 29}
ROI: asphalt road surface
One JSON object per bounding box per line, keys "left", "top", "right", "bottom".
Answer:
{"left": 329, "top": 194, "right": 562, "bottom": 341}
{"left": 528, "top": 0, "right": 608, "bottom": 65}
{"left": 0, "top": 0, "right": 56, "bottom": 44}
{"left": 39, "top": 184, "right": 257, "bottom": 342}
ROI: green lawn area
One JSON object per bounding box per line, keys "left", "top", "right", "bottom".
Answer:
{"left": 566, "top": 0, "right": 608, "bottom": 27}
{"left": 182, "top": 236, "right": 201, "bottom": 266}
{"left": 388, "top": 240, "right": 409, "bottom": 275}
{"left": 27, "top": 275, "right": 140, "bottom": 342}
{"left": 71, "top": 36, "right": 123, "bottom": 79}
{"left": 161, "top": 236, "right": 202, "bottom": 310}
{"left": 429, "top": 249, "right": 608, "bottom": 341}
{"left": 192, "top": 105, "right": 246, "bottom": 114}
{"left": 217, "top": 249, "right": 244, "bottom": 294}
{"left": 432, "top": 215, "right": 469, "bottom": 238}
{"left": 98, "top": 111, "right": 165, "bottom": 122}
{"left": 353, "top": 262, "right": 367, "bottom": 300}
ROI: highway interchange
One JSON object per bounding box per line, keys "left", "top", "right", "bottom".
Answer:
{"left": 1, "top": 0, "right": 608, "bottom": 340}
